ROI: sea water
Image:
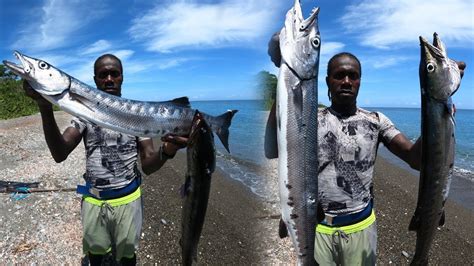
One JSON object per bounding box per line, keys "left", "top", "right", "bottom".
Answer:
{"left": 365, "top": 107, "right": 474, "bottom": 182}
{"left": 192, "top": 100, "right": 269, "bottom": 198}
{"left": 366, "top": 107, "right": 474, "bottom": 211}
{"left": 192, "top": 101, "right": 474, "bottom": 209}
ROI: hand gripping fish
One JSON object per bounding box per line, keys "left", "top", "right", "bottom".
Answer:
{"left": 180, "top": 112, "right": 215, "bottom": 265}
{"left": 265, "top": 1, "right": 321, "bottom": 265}
{"left": 3, "top": 52, "right": 237, "bottom": 152}
{"left": 408, "top": 33, "right": 462, "bottom": 265}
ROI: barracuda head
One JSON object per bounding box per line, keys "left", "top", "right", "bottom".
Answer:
{"left": 419, "top": 33, "right": 461, "bottom": 101}
{"left": 280, "top": 0, "right": 320, "bottom": 79}
{"left": 3, "top": 51, "right": 70, "bottom": 95}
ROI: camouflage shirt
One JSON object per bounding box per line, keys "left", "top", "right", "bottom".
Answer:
{"left": 318, "top": 107, "right": 400, "bottom": 216}
{"left": 71, "top": 117, "right": 147, "bottom": 190}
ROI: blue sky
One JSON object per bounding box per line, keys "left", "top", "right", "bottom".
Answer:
{"left": 1, "top": 0, "right": 473, "bottom": 108}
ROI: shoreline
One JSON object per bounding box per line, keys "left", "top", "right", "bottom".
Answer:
{"left": 0, "top": 112, "right": 293, "bottom": 264}
{"left": 378, "top": 146, "right": 474, "bottom": 212}
{"left": 0, "top": 112, "right": 472, "bottom": 264}
{"left": 373, "top": 155, "right": 474, "bottom": 264}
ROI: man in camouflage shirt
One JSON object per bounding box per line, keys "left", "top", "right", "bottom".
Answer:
{"left": 24, "top": 54, "right": 186, "bottom": 265}
{"left": 266, "top": 33, "right": 466, "bottom": 265}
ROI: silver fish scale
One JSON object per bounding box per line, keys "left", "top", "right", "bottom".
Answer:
{"left": 3, "top": 50, "right": 236, "bottom": 151}
{"left": 285, "top": 72, "right": 319, "bottom": 262}
{"left": 276, "top": 2, "right": 320, "bottom": 265}
{"left": 68, "top": 80, "right": 217, "bottom": 137}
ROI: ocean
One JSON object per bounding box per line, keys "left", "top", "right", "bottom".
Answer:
{"left": 365, "top": 107, "right": 474, "bottom": 211}
{"left": 365, "top": 107, "right": 474, "bottom": 182}
{"left": 192, "top": 100, "right": 269, "bottom": 198}
{"left": 192, "top": 101, "right": 474, "bottom": 209}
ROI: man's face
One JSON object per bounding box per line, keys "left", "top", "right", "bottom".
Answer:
{"left": 326, "top": 56, "right": 361, "bottom": 106}
{"left": 94, "top": 57, "right": 123, "bottom": 96}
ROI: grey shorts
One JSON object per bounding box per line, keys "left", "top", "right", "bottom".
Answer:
{"left": 81, "top": 187, "right": 143, "bottom": 261}
{"left": 314, "top": 211, "right": 377, "bottom": 266}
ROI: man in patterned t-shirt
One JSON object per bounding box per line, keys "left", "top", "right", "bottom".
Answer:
{"left": 266, "top": 33, "right": 466, "bottom": 265}
{"left": 24, "top": 54, "right": 186, "bottom": 265}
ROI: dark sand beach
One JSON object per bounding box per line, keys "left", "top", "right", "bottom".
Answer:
{"left": 0, "top": 112, "right": 472, "bottom": 264}
{"left": 374, "top": 156, "right": 474, "bottom": 265}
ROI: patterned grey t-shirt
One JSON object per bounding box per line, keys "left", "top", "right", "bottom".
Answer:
{"left": 318, "top": 107, "right": 400, "bottom": 216}
{"left": 71, "top": 117, "right": 146, "bottom": 190}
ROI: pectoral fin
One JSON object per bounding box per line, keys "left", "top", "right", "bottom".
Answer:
{"left": 279, "top": 217, "right": 288, "bottom": 238}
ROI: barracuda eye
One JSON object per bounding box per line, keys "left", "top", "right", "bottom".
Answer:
{"left": 38, "top": 61, "right": 50, "bottom": 70}
{"left": 311, "top": 37, "right": 320, "bottom": 48}
{"left": 426, "top": 63, "right": 435, "bottom": 73}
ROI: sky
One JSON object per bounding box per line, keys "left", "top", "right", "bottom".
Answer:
{"left": 0, "top": 0, "right": 473, "bottom": 108}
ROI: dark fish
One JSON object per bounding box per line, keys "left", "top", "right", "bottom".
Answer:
{"left": 409, "top": 33, "right": 462, "bottom": 265}
{"left": 180, "top": 112, "right": 215, "bottom": 265}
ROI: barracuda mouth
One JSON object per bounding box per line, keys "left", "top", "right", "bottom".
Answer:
{"left": 291, "top": 0, "right": 319, "bottom": 31}
{"left": 2, "top": 51, "right": 31, "bottom": 79}
{"left": 300, "top": 7, "right": 319, "bottom": 31}
{"left": 420, "top": 36, "right": 445, "bottom": 60}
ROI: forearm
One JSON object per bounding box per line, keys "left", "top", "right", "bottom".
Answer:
{"left": 407, "top": 137, "right": 421, "bottom": 170}
{"left": 140, "top": 147, "right": 169, "bottom": 175}
{"left": 387, "top": 134, "right": 421, "bottom": 171}
{"left": 38, "top": 105, "right": 69, "bottom": 162}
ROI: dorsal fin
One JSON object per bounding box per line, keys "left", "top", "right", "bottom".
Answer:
{"left": 167, "top": 97, "right": 190, "bottom": 108}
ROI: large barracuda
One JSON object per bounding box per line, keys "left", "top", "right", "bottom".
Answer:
{"left": 266, "top": 0, "right": 321, "bottom": 264}
{"left": 180, "top": 113, "right": 215, "bottom": 265}
{"left": 3, "top": 51, "right": 237, "bottom": 152}
{"left": 408, "top": 33, "right": 461, "bottom": 265}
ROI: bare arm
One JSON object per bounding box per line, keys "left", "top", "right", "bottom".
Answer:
{"left": 139, "top": 135, "right": 188, "bottom": 175}
{"left": 24, "top": 81, "right": 82, "bottom": 162}
{"left": 386, "top": 133, "right": 421, "bottom": 170}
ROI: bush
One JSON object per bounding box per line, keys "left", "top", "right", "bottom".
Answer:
{"left": 0, "top": 64, "right": 58, "bottom": 120}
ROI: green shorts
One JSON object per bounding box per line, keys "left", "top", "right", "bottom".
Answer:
{"left": 314, "top": 210, "right": 377, "bottom": 266}
{"left": 81, "top": 187, "right": 143, "bottom": 261}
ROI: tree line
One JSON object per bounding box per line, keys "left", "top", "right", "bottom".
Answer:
{"left": 257, "top": 70, "right": 326, "bottom": 111}
{"left": 0, "top": 64, "right": 58, "bottom": 119}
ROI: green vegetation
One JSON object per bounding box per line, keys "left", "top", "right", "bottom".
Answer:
{"left": 257, "top": 70, "right": 277, "bottom": 110}
{"left": 0, "top": 64, "right": 58, "bottom": 120}
{"left": 257, "top": 70, "right": 327, "bottom": 110}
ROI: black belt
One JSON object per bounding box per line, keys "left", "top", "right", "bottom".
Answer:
{"left": 321, "top": 201, "right": 373, "bottom": 227}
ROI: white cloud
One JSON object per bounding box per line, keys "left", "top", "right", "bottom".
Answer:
{"left": 111, "top": 50, "right": 135, "bottom": 61}
{"left": 128, "top": 0, "right": 279, "bottom": 52}
{"left": 81, "top": 40, "right": 112, "bottom": 55}
{"left": 158, "top": 58, "right": 191, "bottom": 70}
{"left": 370, "top": 55, "right": 412, "bottom": 69}
{"left": 321, "top": 42, "right": 345, "bottom": 57}
{"left": 340, "top": 0, "right": 474, "bottom": 49}
{"left": 13, "top": 0, "right": 107, "bottom": 52}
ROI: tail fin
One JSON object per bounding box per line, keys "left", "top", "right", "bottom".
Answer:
{"left": 213, "top": 110, "right": 238, "bottom": 153}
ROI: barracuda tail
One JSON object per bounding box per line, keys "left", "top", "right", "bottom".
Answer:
{"left": 211, "top": 110, "right": 238, "bottom": 153}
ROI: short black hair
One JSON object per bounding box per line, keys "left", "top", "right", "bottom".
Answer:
{"left": 327, "top": 52, "right": 361, "bottom": 77}
{"left": 94, "top": 54, "right": 123, "bottom": 74}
